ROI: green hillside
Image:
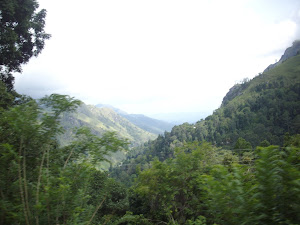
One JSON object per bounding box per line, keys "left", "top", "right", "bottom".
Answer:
{"left": 59, "top": 103, "right": 157, "bottom": 147}
{"left": 96, "top": 104, "right": 175, "bottom": 134}
{"left": 165, "top": 54, "right": 300, "bottom": 149}
{"left": 1, "top": 1, "right": 299, "bottom": 223}
{"left": 111, "top": 53, "right": 300, "bottom": 185}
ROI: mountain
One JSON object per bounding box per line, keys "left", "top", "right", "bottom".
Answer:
{"left": 110, "top": 42, "right": 300, "bottom": 184}
{"left": 59, "top": 103, "right": 157, "bottom": 147}
{"left": 121, "top": 114, "right": 174, "bottom": 135}
{"left": 95, "top": 103, "right": 128, "bottom": 115}
{"left": 264, "top": 40, "right": 300, "bottom": 72}
{"left": 96, "top": 104, "right": 174, "bottom": 134}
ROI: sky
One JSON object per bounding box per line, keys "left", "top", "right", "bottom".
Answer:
{"left": 14, "top": 0, "right": 300, "bottom": 116}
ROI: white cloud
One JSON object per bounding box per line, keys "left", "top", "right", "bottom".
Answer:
{"left": 14, "top": 0, "right": 300, "bottom": 114}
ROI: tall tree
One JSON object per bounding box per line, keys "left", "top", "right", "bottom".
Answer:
{"left": 0, "top": 0, "right": 50, "bottom": 90}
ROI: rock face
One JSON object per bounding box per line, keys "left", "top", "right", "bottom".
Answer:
{"left": 221, "top": 80, "right": 251, "bottom": 106}
{"left": 221, "top": 83, "right": 243, "bottom": 106}
{"left": 264, "top": 40, "right": 300, "bottom": 72}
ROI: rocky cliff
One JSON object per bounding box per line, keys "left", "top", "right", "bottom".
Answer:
{"left": 264, "top": 40, "right": 300, "bottom": 72}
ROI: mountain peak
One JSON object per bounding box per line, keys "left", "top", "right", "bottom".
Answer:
{"left": 264, "top": 40, "right": 300, "bottom": 72}
{"left": 95, "top": 104, "right": 128, "bottom": 115}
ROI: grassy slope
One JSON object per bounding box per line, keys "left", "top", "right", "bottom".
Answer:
{"left": 59, "top": 103, "right": 157, "bottom": 147}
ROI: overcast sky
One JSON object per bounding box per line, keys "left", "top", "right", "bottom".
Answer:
{"left": 14, "top": 0, "right": 300, "bottom": 115}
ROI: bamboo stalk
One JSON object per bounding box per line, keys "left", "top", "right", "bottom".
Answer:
{"left": 18, "top": 137, "right": 30, "bottom": 225}
{"left": 86, "top": 195, "right": 106, "bottom": 225}
{"left": 63, "top": 148, "right": 74, "bottom": 169}
{"left": 23, "top": 145, "right": 32, "bottom": 221}
{"left": 46, "top": 148, "right": 50, "bottom": 225}
{"left": 35, "top": 147, "right": 47, "bottom": 225}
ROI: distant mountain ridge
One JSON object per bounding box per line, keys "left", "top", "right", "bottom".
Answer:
{"left": 121, "top": 114, "right": 174, "bottom": 135}
{"left": 96, "top": 104, "right": 174, "bottom": 134}
{"left": 59, "top": 103, "right": 157, "bottom": 147}
{"left": 150, "top": 111, "right": 211, "bottom": 124}
{"left": 95, "top": 103, "right": 128, "bottom": 115}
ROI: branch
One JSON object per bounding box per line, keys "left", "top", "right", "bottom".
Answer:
{"left": 86, "top": 195, "right": 106, "bottom": 225}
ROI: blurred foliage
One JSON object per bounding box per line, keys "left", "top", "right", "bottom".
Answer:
{"left": 130, "top": 142, "right": 300, "bottom": 224}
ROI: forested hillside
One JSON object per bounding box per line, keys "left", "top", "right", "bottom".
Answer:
{"left": 105, "top": 48, "right": 300, "bottom": 224}
{"left": 111, "top": 50, "right": 300, "bottom": 185}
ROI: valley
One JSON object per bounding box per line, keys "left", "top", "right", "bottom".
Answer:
{"left": 0, "top": 1, "right": 299, "bottom": 223}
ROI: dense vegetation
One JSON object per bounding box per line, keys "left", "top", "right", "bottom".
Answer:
{"left": 131, "top": 141, "right": 300, "bottom": 224}
{"left": 1, "top": 60, "right": 300, "bottom": 225}
{"left": 111, "top": 54, "right": 300, "bottom": 186}
{"left": 0, "top": 91, "right": 130, "bottom": 224}
{"left": 1, "top": 1, "right": 300, "bottom": 224}
{"left": 1, "top": 95, "right": 299, "bottom": 224}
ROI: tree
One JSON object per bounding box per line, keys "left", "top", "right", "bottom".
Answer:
{"left": 0, "top": 0, "right": 50, "bottom": 90}
{"left": 0, "top": 94, "right": 129, "bottom": 224}
{"left": 133, "top": 142, "right": 220, "bottom": 223}
{"left": 234, "top": 137, "right": 252, "bottom": 150}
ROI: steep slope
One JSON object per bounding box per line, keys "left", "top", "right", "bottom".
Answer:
{"left": 174, "top": 54, "right": 299, "bottom": 148}
{"left": 264, "top": 40, "right": 300, "bottom": 72}
{"left": 117, "top": 47, "right": 300, "bottom": 163}
{"left": 58, "top": 103, "right": 157, "bottom": 147}
{"left": 110, "top": 45, "right": 300, "bottom": 185}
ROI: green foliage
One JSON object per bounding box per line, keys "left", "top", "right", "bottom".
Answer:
{"left": 113, "top": 211, "right": 153, "bottom": 225}
{"left": 1, "top": 91, "right": 299, "bottom": 225}
{"left": 204, "top": 164, "right": 255, "bottom": 225}
{"left": 202, "top": 145, "right": 300, "bottom": 225}
{"left": 133, "top": 142, "right": 220, "bottom": 223}
{"left": 252, "top": 146, "right": 300, "bottom": 224}
{"left": 0, "top": 81, "right": 15, "bottom": 109}
{"left": 0, "top": 0, "right": 51, "bottom": 90}
{"left": 259, "top": 139, "right": 271, "bottom": 147}
{"left": 185, "top": 216, "right": 207, "bottom": 225}
{"left": 0, "top": 94, "right": 129, "bottom": 224}
{"left": 116, "top": 54, "right": 300, "bottom": 173}
{"left": 127, "top": 142, "right": 300, "bottom": 225}
{"left": 234, "top": 137, "right": 252, "bottom": 150}
{"left": 284, "top": 133, "right": 300, "bottom": 147}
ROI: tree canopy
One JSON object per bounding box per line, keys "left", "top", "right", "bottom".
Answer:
{"left": 0, "top": 0, "right": 50, "bottom": 90}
